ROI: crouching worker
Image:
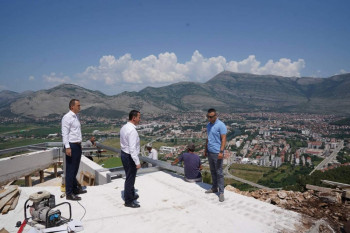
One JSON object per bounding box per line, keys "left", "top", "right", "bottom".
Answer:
{"left": 171, "top": 143, "right": 202, "bottom": 182}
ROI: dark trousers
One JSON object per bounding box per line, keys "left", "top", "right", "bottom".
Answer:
{"left": 121, "top": 150, "right": 137, "bottom": 204}
{"left": 65, "top": 143, "right": 82, "bottom": 195}
{"left": 208, "top": 152, "right": 224, "bottom": 194}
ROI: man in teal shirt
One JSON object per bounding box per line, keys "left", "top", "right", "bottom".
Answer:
{"left": 205, "top": 108, "right": 227, "bottom": 202}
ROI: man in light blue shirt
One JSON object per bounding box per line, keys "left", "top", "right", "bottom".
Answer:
{"left": 205, "top": 108, "right": 227, "bottom": 202}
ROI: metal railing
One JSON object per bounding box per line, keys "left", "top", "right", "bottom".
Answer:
{"left": 0, "top": 142, "right": 185, "bottom": 186}
{"left": 96, "top": 142, "right": 185, "bottom": 176}
{"left": 0, "top": 143, "right": 47, "bottom": 156}
{"left": 1, "top": 141, "right": 273, "bottom": 189}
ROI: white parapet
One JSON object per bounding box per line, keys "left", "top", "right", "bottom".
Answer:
{"left": 0, "top": 148, "right": 60, "bottom": 186}
{"left": 77, "top": 155, "right": 111, "bottom": 185}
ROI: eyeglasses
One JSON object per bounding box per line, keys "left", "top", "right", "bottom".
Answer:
{"left": 207, "top": 114, "right": 216, "bottom": 119}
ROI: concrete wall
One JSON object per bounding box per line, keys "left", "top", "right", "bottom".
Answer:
{"left": 77, "top": 156, "right": 111, "bottom": 185}
{"left": 0, "top": 148, "right": 59, "bottom": 186}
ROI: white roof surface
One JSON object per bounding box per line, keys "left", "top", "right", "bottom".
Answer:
{"left": 1, "top": 171, "right": 313, "bottom": 233}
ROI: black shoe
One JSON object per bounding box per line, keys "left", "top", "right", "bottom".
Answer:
{"left": 74, "top": 189, "right": 87, "bottom": 195}
{"left": 133, "top": 193, "right": 139, "bottom": 201}
{"left": 125, "top": 202, "right": 140, "bottom": 208}
{"left": 66, "top": 194, "right": 81, "bottom": 201}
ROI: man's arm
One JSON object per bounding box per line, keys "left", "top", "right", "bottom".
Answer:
{"left": 204, "top": 139, "right": 208, "bottom": 157}
{"left": 172, "top": 154, "right": 183, "bottom": 165}
{"left": 171, "top": 158, "right": 180, "bottom": 165}
{"left": 218, "top": 134, "right": 226, "bottom": 159}
{"left": 128, "top": 130, "right": 141, "bottom": 168}
{"left": 61, "top": 116, "right": 72, "bottom": 156}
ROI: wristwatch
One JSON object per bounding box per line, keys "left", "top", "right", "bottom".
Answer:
{"left": 220, "top": 150, "right": 224, "bottom": 153}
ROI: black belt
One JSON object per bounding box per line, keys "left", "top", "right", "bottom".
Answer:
{"left": 121, "top": 150, "right": 130, "bottom": 155}
{"left": 70, "top": 142, "right": 81, "bottom": 145}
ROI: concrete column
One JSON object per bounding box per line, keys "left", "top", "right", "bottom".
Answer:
{"left": 39, "top": 170, "right": 44, "bottom": 183}
{"left": 25, "top": 175, "right": 32, "bottom": 186}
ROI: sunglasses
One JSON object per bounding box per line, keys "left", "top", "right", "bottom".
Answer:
{"left": 207, "top": 114, "right": 216, "bottom": 119}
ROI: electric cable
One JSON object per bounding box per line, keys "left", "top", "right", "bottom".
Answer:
{"left": 16, "top": 219, "right": 27, "bottom": 233}
{"left": 77, "top": 200, "right": 86, "bottom": 221}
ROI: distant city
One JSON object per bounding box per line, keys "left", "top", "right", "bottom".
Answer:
{"left": 2, "top": 112, "right": 349, "bottom": 173}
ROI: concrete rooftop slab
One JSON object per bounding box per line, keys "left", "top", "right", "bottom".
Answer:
{"left": 1, "top": 171, "right": 314, "bottom": 233}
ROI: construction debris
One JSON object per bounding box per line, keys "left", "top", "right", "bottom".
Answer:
{"left": 0, "top": 228, "right": 9, "bottom": 233}
{"left": 0, "top": 185, "right": 21, "bottom": 214}
{"left": 226, "top": 185, "right": 350, "bottom": 233}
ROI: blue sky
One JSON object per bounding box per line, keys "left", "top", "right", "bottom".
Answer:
{"left": 0, "top": 0, "right": 349, "bottom": 95}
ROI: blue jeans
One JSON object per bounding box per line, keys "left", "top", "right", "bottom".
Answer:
{"left": 121, "top": 150, "right": 137, "bottom": 204}
{"left": 208, "top": 152, "right": 224, "bottom": 194}
{"left": 65, "top": 143, "right": 82, "bottom": 195}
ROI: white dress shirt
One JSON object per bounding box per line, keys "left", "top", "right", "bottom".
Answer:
{"left": 61, "top": 110, "right": 82, "bottom": 148}
{"left": 148, "top": 148, "right": 158, "bottom": 160}
{"left": 120, "top": 122, "right": 140, "bottom": 165}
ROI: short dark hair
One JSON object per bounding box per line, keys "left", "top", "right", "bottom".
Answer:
{"left": 69, "top": 99, "right": 79, "bottom": 109}
{"left": 187, "top": 143, "right": 195, "bottom": 152}
{"left": 207, "top": 108, "right": 216, "bottom": 114}
{"left": 129, "top": 110, "right": 140, "bottom": 120}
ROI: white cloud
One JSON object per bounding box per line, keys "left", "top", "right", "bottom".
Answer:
{"left": 28, "top": 75, "right": 35, "bottom": 81}
{"left": 79, "top": 53, "right": 187, "bottom": 85}
{"left": 255, "top": 57, "right": 305, "bottom": 77}
{"left": 77, "top": 50, "right": 305, "bottom": 93}
{"left": 338, "top": 69, "right": 347, "bottom": 74}
{"left": 43, "top": 72, "right": 71, "bottom": 84}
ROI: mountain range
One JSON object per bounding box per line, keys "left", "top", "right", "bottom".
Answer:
{"left": 1, "top": 71, "right": 350, "bottom": 120}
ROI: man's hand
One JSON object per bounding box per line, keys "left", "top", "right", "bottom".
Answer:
{"left": 204, "top": 150, "right": 207, "bottom": 157}
{"left": 65, "top": 148, "right": 72, "bottom": 156}
{"left": 218, "top": 152, "right": 223, "bottom": 160}
{"left": 136, "top": 164, "right": 141, "bottom": 169}
{"left": 171, "top": 158, "right": 179, "bottom": 165}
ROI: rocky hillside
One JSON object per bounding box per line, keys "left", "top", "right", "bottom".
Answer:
{"left": 226, "top": 185, "right": 350, "bottom": 232}
{"left": 205, "top": 72, "right": 350, "bottom": 114}
{"left": 1, "top": 71, "right": 350, "bottom": 119}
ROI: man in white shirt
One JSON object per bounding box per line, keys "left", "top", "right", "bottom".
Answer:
{"left": 61, "top": 99, "right": 86, "bottom": 201}
{"left": 120, "top": 110, "right": 141, "bottom": 208}
{"left": 146, "top": 143, "right": 158, "bottom": 167}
